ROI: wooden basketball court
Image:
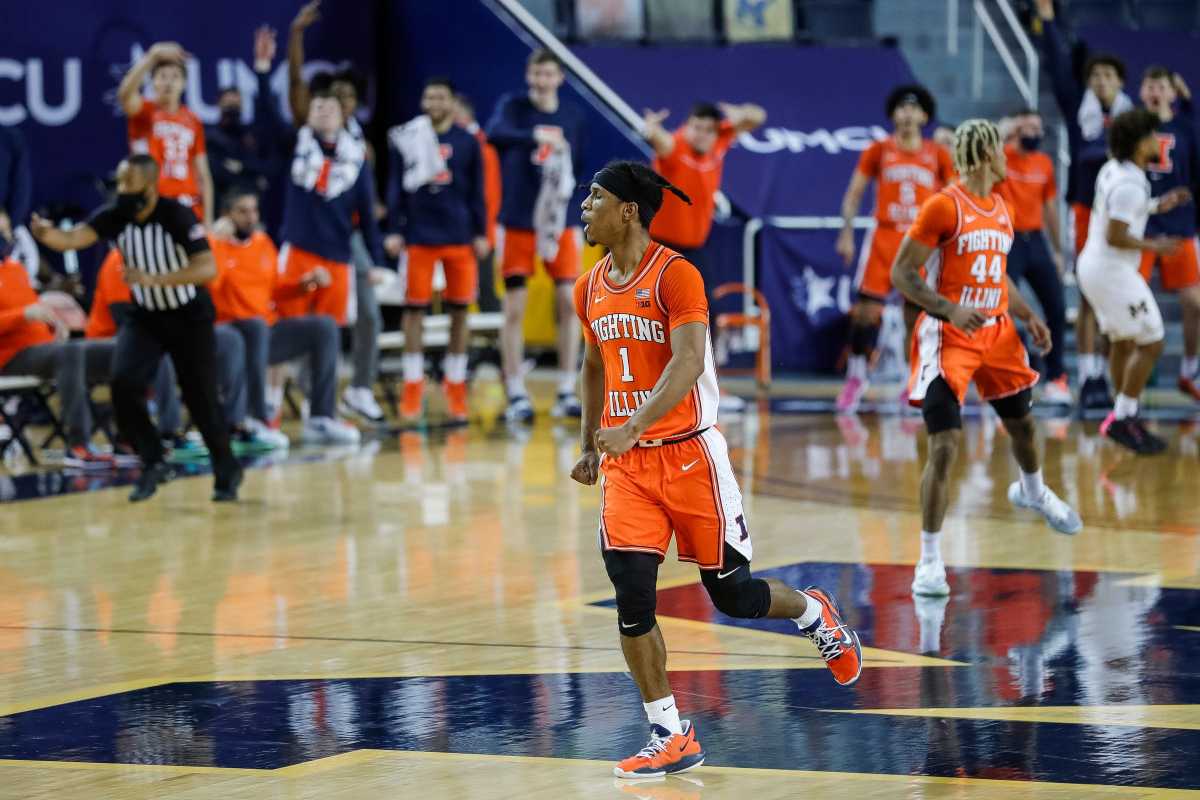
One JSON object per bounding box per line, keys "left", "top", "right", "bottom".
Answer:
{"left": 2, "top": 388, "right": 1198, "bottom": 799}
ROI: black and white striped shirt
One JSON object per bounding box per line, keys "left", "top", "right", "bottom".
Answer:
{"left": 88, "top": 198, "right": 210, "bottom": 311}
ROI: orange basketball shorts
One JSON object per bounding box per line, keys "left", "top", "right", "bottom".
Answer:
{"left": 498, "top": 226, "right": 580, "bottom": 282}
{"left": 275, "top": 244, "right": 352, "bottom": 325}
{"left": 854, "top": 225, "right": 906, "bottom": 300}
{"left": 598, "top": 428, "right": 752, "bottom": 570}
{"left": 907, "top": 311, "right": 1039, "bottom": 405}
{"left": 1139, "top": 237, "right": 1200, "bottom": 291}
{"left": 405, "top": 244, "right": 478, "bottom": 306}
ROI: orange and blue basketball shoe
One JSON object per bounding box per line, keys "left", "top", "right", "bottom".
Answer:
{"left": 613, "top": 720, "right": 705, "bottom": 779}
{"left": 798, "top": 586, "right": 863, "bottom": 686}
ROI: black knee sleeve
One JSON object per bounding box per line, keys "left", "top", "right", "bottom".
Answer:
{"left": 504, "top": 275, "right": 527, "bottom": 290}
{"left": 849, "top": 322, "right": 880, "bottom": 356}
{"left": 922, "top": 376, "right": 962, "bottom": 434}
{"left": 604, "top": 549, "right": 661, "bottom": 637}
{"left": 989, "top": 387, "right": 1033, "bottom": 419}
{"left": 700, "top": 547, "right": 771, "bottom": 619}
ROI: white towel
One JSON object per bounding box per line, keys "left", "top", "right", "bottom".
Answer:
{"left": 533, "top": 142, "right": 575, "bottom": 261}
{"left": 291, "top": 125, "right": 366, "bottom": 199}
{"left": 1078, "top": 88, "right": 1133, "bottom": 142}
{"left": 388, "top": 115, "right": 446, "bottom": 193}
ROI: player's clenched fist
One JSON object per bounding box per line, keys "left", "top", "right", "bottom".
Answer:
{"left": 596, "top": 424, "right": 638, "bottom": 458}
{"left": 570, "top": 450, "right": 600, "bottom": 485}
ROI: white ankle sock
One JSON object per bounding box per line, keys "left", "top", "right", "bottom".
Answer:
{"left": 644, "top": 695, "right": 683, "bottom": 735}
{"left": 558, "top": 370, "right": 576, "bottom": 396}
{"left": 919, "top": 530, "right": 941, "bottom": 565}
{"left": 1114, "top": 393, "right": 1138, "bottom": 420}
{"left": 847, "top": 355, "right": 868, "bottom": 381}
{"left": 1183, "top": 356, "right": 1199, "bottom": 380}
{"left": 505, "top": 375, "right": 526, "bottom": 398}
{"left": 793, "top": 590, "right": 821, "bottom": 630}
{"left": 402, "top": 353, "right": 425, "bottom": 383}
{"left": 443, "top": 353, "right": 468, "bottom": 384}
{"left": 1078, "top": 354, "right": 1096, "bottom": 382}
{"left": 1019, "top": 468, "right": 1045, "bottom": 499}
{"left": 1095, "top": 356, "right": 1109, "bottom": 379}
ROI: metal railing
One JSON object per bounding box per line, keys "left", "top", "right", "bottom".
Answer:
{"left": 972, "top": 0, "right": 1038, "bottom": 108}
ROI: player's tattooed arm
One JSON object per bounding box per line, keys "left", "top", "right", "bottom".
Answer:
{"left": 891, "top": 235, "right": 986, "bottom": 334}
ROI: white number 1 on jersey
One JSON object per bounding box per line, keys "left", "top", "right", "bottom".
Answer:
{"left": 618, "top": 347, "right": 635, "bottom": 383}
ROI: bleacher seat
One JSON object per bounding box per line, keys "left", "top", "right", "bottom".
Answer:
{"left": 1135, "top": 0, "right": 1198, "bottom": 31}
{"left": 646, "top": 0, "right": 718, "bottom": 41}
{"left": 799, "top": 0, "right": 874, "bottom": 42}
{"left": 575, "top": 0, "right": 645, "bottom": 39}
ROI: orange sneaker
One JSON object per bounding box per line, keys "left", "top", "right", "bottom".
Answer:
{"left": 798, "top": 586, "right": 863, "bottom": 686}
{"left": 442, "top": 380, "right": 468, "bottom": 424}
{"left": 400, "top": 380, "right": 424, "bottom": 423}
{"left": 613, "top": 721, "right": 705, "bottom": 779}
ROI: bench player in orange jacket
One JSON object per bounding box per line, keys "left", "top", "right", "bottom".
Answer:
{"left": 570, "top": 161, "right": 863, "bottom": 779}
{"left": 891, "top": 120, "right": 1082, "bottom": 599}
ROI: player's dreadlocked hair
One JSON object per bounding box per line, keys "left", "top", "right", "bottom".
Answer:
{"left": 952, "top": 118, "right": 1002, "bottom": 175}
{"left": 592, "top": 161, "right": 692, "bottom": 227}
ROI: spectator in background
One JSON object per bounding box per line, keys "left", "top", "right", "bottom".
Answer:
{"left": 642, "top": 100, "right": 765, "bottom": 415}
{"left": 276, "top": 75, "right": 384, "bottom": 343}
{"left": 210, "top": 188, "right": 360, "bottom": 444}
{"left": 118, "top": 42, "right": 215, "bottom": 227}
{"left": 386, "top": 77, "right": 488, "bottom": 426}
{"left": 1032, "top": 0, "right": 1131, "bottom": 411}
{"left": 0, "top": 126, "right": 32, "bottom": 269}
{"left": 1138, "top": 66, "right": 1200, "bottom": 402}
{"left": 487, "top": 48, "right": 587, "bottom": 424}
{"left": 0, "top": 221, "right": 112, "bottom": 468}
{"left": 642, "top": 101, "right": 765, "bottom": 281}
{"left": 206, "top": 27, "right": 289, "bottom": 227}
{"left": 287, "top": 0, "right": 387, "bottom": 426}
{"left": 456, "top": 91, "right": 503, "bottom": 312}
{"left": 996, "top": 109, "right": 1071, "bottom": 404}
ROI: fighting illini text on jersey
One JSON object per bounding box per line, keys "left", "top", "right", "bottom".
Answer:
{"left": 924, "top": 183, "right": 1014, "bottom": 318}
{"left": 574, "top": 243, "right": 717, "bottom": 441}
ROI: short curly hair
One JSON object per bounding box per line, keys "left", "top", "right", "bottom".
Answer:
{"left": 952, "top": 118, "right": 1002, "bottom": 174}
{"left": 885, "top": 84, "right": 936, "bottom": 121}
{"left": 1107, "top": 109, "right": 1160, "bottom": 162}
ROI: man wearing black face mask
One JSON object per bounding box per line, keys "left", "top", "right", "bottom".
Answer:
{"left": 30, "top": 155, "right": 242, "bottom": 503}
{"left": 206, "top": 26, "right": 289, "bottom": 232}
{"left": 997, "top": 109, "right": 1071, "bottom": 404}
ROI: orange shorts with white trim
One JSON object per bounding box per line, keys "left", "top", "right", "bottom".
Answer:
{"left": 599, "top": 428, "right": 752, "bottom": 570}
{"left": 405, "top": 244, "right": 478, "bottom": 306}
{"left": 1139, "top": 237, "right": 1200, "bottom": 291}
{"left": 907, "top": 311, "right": 1039, "bottom": 405}
{"left": 854, "top": 225, "right": 906, "bottom": 300}
{"left": 275, "top": 245, "right": 352, "bottom": 325}
{"left": 498, "top": 226, "right": 580, "bottom": 282}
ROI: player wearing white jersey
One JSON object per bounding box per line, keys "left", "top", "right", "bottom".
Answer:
{"left": 1077, "top": 109, "right": 1192, "bottom": 453}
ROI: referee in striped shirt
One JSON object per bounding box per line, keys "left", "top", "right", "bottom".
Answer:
{"left": 31, "top": 155, "right": 242, "bottom": 502}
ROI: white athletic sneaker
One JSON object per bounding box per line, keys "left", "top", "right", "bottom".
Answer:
{"left": 911, "top": 560, "right": 950, "bottom": 597}
{"left": 550, "top": 392, "right": 582, "bottom": 418}
{"left": 340, "top": 386, "right": 385, "bottom": 424}
{"left": 505, "top": 395, "right": 535, "bottom": 424}
{"left": 1008, "top": 482, "right": 1083, "bottom": 535}
{"left": 245, "top": 418, "right": 290, "bottom": 449}
{"left": 1040, "top": 376, "right": 1073, "bottom": 405}
{"left": 302, "top": 416, "right": 362, "bottom": 445}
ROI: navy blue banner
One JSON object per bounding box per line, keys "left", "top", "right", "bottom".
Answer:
{"left": 570, "top": 43, "right": 917, "bottom": 218}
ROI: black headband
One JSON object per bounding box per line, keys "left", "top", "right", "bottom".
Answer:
{"left": 591, "top": 163, "right": 691, "bottom": 227}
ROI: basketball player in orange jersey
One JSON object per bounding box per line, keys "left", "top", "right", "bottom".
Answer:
{"left": 570, "top": 161, "right": 863, "bottom": 778}
{"left": 118, "top": 42, "right": 214, "bottom": 227}
{"left": 836, "top": 85, "right": 955, "bottom": 413}
{"left": 892, "top": 120, "right": 1082, "bottom": 599}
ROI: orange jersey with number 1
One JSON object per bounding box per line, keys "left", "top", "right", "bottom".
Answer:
{"left": 911, "top": 183, "right": 1014, "bottom": 318}
{"left": 574, "top": 242, "right": 718, "bottom": 442}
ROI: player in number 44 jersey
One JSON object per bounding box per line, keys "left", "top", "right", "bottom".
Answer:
{"left": 571, "top": 161, "right": 863, "bottom": 779}
{"left": 891, "top": 120, "right": 1083, "bottom": 599}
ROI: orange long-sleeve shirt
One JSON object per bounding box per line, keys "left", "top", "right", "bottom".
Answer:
{"left": 210, "top": 232, "right": 293, "bottom": 324}
{"left": 85, "top": 249, "right": 134, "bottom": 340}
{"left": 0, "top": 258, "right": 54, "bottom": 369}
